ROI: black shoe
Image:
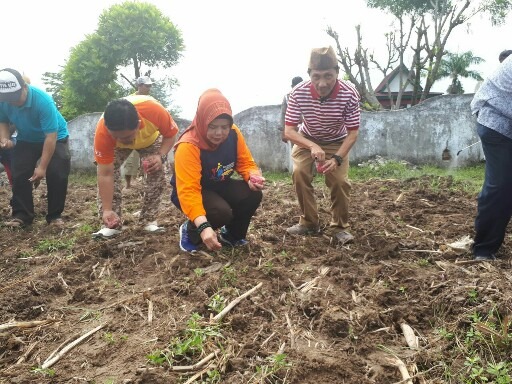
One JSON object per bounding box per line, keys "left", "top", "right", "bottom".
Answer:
{"left": 474, "top": 254, "right": 496, "bottom": 261}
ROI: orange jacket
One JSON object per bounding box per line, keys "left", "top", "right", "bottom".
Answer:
{"left": 174, "top": 124, "right": 259, "bottom": 221}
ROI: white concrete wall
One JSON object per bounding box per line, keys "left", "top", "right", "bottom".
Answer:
{"left": 68, "top": 94, "right": 482, "bottom": 171}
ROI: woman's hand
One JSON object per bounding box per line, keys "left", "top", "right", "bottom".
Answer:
{"left": 200, "top": 227, "right": 222, "bottom": 251}
{"left": 248, "top": 173, "right": 265, "bottom": 191}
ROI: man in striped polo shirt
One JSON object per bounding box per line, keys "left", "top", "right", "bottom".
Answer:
{"left": 283, "top": 46, "right": 361, "bottom": 245}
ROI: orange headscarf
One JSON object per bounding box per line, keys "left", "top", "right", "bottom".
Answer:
{"left": 175, "top": 88, "right": 233, "bottom": 151}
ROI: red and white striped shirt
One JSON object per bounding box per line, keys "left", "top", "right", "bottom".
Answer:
{"left": 285, "top": 79, "right": 360, "bottom": 142}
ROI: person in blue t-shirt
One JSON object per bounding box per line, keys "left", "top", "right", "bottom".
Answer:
{"left": 0, "top": 68, "right": 70, "bottom": 227}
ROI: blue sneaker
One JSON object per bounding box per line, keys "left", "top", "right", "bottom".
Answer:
{"left": 219, "top": 227, "right": 248, "bottom": 247}
{"left": 179, "top": 222, "right": 197, "bottom": 253}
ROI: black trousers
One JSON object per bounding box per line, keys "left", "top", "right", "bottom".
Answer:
{"left": 183, "top": 179, "right": 262, "bottom": 243}
{"left": 11, "top": 139, "right": 71, "bottom": 224}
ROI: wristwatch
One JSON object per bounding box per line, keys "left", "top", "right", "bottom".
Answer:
{"left": 331, "top": 154, "right": 343, "bottom": 166}
{"left": 160, "top": 153, "right": 168, "bottom": 163}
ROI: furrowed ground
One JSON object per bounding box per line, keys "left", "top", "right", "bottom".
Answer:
{"left": 1, "top": 162, "right": 511, "bottom": 384}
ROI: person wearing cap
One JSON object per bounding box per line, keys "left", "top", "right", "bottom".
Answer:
{"left": 0, "top": 68, "right": 70, "bottom": 227}
{"left": 170, "top": 89, "right": 264, "bottom": 253}
{"left": 135, "top": 76, "right": 154, "bottom": 96}
{"left": 470, "top": 53, "right": 512, "bottom": 261}
{"left": 0, "top": 75, "right": 31, "bottom": 188}
{"left": 283, "top": 46, "right": 361, "bottom": 245}
{"left": 280, "top": 76, "right": 303, "bottom": 143}
{"left": 93, "top": 95, "right": 179, "bottom": 237}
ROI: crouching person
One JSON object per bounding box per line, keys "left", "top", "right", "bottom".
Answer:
{"left": 93, "top": 96, "right": 178, "bottom": 237}
{"left": 171, "top": 89, "right": 264, "bottom": 253}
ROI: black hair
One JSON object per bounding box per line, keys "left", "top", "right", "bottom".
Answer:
{"left": 499, "top": 50, "right": 512, "bottom": 63}
{"left": 103, "top": 99, "right": 139, "bottom": 131}
{"left": 213, "top": 113, "right": 233, "bottom": 126}
{"left": 291, "top": 76, "right": 303, "bottom": 87}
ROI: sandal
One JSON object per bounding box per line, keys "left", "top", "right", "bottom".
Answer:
{"left": 4, "top": 218, "right": 26, "bottom": 228}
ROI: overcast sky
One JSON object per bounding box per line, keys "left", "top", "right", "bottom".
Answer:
{"left": 2, "top": 0, "right": 511, "bottom": 119}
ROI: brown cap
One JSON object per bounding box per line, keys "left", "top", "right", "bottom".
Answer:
{"left": 308, "top": 46, "right": 338, "bottom": 71}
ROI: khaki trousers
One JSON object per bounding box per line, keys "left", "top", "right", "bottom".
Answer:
{"left": 291, "top": 141, "right": 351, "bottom": 229}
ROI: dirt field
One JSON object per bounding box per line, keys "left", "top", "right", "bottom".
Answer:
{"left": 1, "top": 168, "right": 511, "bottom": 384}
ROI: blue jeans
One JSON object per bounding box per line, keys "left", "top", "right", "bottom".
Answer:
{"left": 473, "top": 124, "right": 512, "bottom": 257}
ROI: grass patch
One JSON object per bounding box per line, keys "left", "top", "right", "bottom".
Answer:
{"left": 262, "top": 160, "right": 485, "bottom": 194}
{"left": 68, "top": 170, "right": 97, "bottom": 186}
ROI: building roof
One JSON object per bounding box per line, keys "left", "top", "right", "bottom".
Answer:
{"left": 374, "top": 64, "right": 421, "bottom": 94}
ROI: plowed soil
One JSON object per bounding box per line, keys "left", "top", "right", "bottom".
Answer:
{"left": 1, "top": 169, "right": 511, "bottom": 384}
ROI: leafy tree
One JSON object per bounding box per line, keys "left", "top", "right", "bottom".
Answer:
{"left": 121, "top": 73, "right": 181, "bottom": 115}
{"left": 436, "top": 51, "right": 484, "bottom": 94}
{"left": 61, "top": 34, "right": 122, "bottom": 120}
{"left": 58, "top": 1, "right": 184, "bottom": 120}
{"left": 96, "top": 2, "right": 183, "bottom": 78}
{"left": 42, "top": 69, "right": 64, "bottom": 110}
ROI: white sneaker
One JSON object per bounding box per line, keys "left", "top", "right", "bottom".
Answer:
{"left": 92, "top": 227, "right": 122, "bottom": 238}
{"left": 144, "top": 222, "right": 165, "bottom": 233}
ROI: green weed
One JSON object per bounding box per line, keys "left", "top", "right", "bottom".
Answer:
{"left": 36, "top": 238, "right": 75, "bottom": 253}
{"left": 208, "top": 294, "right": 226, "bottom": 314}
{"left": 103, "top": 332, "right": 115, "bottom": 344}
{"left": 146, "top": 350, "right": 168, "bottom": 366}
{"left": 31, "top": 367, "right": 56, "bottom": 377}
{"left": 220, "top": 266, "right": 237, "bottom": 287}
{"left": 418, "top": 258, "right": 430, "bottom": 267}
{"left": 252, "top": 353, "right": 291, "bottom": 382}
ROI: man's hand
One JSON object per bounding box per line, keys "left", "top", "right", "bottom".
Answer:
{"left": 0, "top": 138, "right": 13, "bottom": 149}
{"left": 102, "top": 210, "right": 121, "bottom": 229}
{"left": 310, "top": 144, "right": 325, "bottom": 161}
{"left": 143, "top": 154, "right": 164, "bottom": 174}
{"left": 319, "top": 158, "right": 338, "bottom": 174}
{"left": 200, "top": 227, "right": 222, "bottom": 251}
{"left": 28, "top": 166, "right": 46, "bottom": 184}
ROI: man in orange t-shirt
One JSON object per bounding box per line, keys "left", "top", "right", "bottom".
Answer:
{"left": 93, "top": 96, "right": 178, "bottom": 237}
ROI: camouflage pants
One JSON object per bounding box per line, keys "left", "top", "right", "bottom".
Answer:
{"left": 99, "top": 139, "right": 165, "bottom": 224}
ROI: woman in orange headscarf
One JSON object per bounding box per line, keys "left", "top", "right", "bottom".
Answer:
{"left": 171, "top": 89, "right": 265, "bottom": 253}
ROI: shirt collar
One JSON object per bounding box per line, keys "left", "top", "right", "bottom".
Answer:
{"left": 309, "top": 80, "right": 341, "bottom": 102}
{"left": 21, "top": 85, "right": 33, "bottom": 109}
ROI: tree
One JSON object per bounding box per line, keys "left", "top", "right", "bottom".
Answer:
{"left": 42, "top": 69, "right": 65, "bottom": 110}
{"left": 58, "top": 1, "right": 184, "bottom": 120}
{"left": 96, "top": 2, "right": 183, "bottom": 78}
{"left": 436, "top": 51, "right": 484, "bottom": 94}
{"left": 327, "top": 0, "right": 511, "bottom": 110}
{"left": 61, "top": 34, "right": 122, "bottom": 120}
{"left": 367, "top": 0, "right": 511, "bottom": 101}
{"left": 326, "top": 25, "right": 381, "bottom": 110}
